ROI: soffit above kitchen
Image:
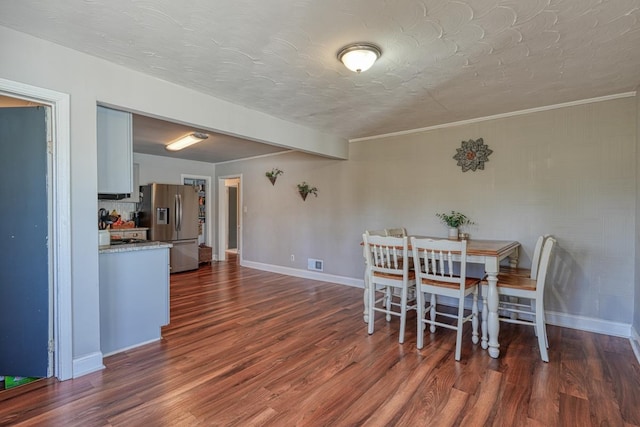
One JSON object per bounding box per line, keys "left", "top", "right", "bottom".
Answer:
{"left": 132, "top": 114, "right": 289, "bottom": 164}
{"left": 0, "top": 0, "right": 639, "bottom": 142}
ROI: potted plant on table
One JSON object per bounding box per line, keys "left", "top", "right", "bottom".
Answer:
{"left": 436, "top": 211, "right": 474, "bottom": 240}
{"left": 265, "top": 168, "right": 284, "bottom": 185}
{"left": 297, "top": 181, "right": 318, "bottom": 201}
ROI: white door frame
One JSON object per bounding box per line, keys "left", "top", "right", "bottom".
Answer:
{"left": 217, "top": 174, "right": 242, "bottom": 262}
{"left": 0, "top": 78, "right": 73, "bottom": 380}
{"left": 180, "top": 174, "right": 213, "bottom": 246}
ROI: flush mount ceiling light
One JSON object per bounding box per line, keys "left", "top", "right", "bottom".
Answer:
{"left": 165, "top": 132, "right": 209, "bottom": 151}
{"left": 337, "top": 42, "right": 382, "bottom": 73}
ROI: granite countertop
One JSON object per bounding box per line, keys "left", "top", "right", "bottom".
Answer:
{"left": 99, "top": 241, "right": 173, "bottom": 254}
{"left": 108, "top": 227, "right": 149, "bottom": 232}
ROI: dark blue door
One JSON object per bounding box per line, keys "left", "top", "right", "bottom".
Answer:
{"left": 0, "top": 107, "right": 49, "bottom": 378}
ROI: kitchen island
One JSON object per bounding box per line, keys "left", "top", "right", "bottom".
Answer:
{"left": 99, "top": 241, "right": 172, "bottom": 356}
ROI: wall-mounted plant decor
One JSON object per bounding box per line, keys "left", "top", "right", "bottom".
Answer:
{"left": 297, "top": 182, "right": 318, "bottom": 201}
{"left": 265, "top": 168, "right": 283, "bottom": 185}
{"left": 453, "top": 137, "right": 493, "bottom": 172}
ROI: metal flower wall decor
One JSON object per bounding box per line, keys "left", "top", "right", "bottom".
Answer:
{"left": 453, "top": 137, "right": 493, "bottom": 172}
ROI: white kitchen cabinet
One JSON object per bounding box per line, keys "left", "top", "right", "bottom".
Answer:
{"left": 97, "top": 106, "right": 133, "bottom": 194}
{"left": 99, "top": 246, "right": 170, "bottom": 355}
{"left": 120, "top": 163, "right": 140, "bottom": 203}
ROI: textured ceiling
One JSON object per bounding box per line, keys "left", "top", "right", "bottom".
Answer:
{"left": 1, "top": 0, "right": 639, "bottom": 146}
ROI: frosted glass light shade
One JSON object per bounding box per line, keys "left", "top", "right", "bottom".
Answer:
{"left": 166, "top": 132, "right": 209, "bottom": 151}
{"left": 338, "top": 43, "right": 381, "bottom": 73}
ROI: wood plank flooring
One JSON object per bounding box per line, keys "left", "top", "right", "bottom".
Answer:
{"left": 2, "top": 257, "right": 640, "bottom": 426}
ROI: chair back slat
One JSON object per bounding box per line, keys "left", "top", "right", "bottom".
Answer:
{"left": 412, "top": 238, "right": 467, "bottom": 287}
{"left": 529, "top": 234, "right": 552, "bottom": 280}
{"left": 363, "top": 234, "right": 408, "bottom": 275}
{"left": 535, "top": 237, "right": 556, "bottom": 298}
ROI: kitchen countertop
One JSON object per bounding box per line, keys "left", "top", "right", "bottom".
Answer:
{"left": 99, "top": 241, "right": 172, "bottom": 254}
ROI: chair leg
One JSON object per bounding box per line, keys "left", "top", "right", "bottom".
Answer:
{"left": 385, "top": 287, "right": 392, "bottom": 322}
{"left": 454, "top": 297, "right": 465, "bottom": 361}
{"left": 430, "top": 294, "right": 436, "bottom": 333}
{"left": 472, "top": 289, "right": 479, "bottom": 345}
{"left": 367, "top": 282, "right": 375, "bottom": 335}
{"left": 543, "top": 311, "right": 549, "bottom": 348}
{"left": 416, "top": 289, "right": 425, "bottom": 349}
{"left": 535, "top": 301, "right": 549, "bottom": 362}
{"left": 399, "top": 285, "right": 408, "bottom": 344}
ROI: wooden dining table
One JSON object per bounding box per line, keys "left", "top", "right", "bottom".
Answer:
{"left": 362, "top": 236, "right": 520, "bottom": 358}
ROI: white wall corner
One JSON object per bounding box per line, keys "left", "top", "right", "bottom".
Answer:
{"left": 72, "top": 352, "right": 105, "bottom": 378}
{"left": 631, "top": 326, "right": 640, "bottom": 365}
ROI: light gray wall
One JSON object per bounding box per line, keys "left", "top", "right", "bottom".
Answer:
{"left": 635, "top": 89, "right": 640, "bottom": 334}
{"left": 217, "top": 97, "right": 637, "bottom": 324}
{"left": 0, "top": 25, "right": 345, "bottom": 369}
{"left": 134, "top": 153, "right": 215, "bottom": 186}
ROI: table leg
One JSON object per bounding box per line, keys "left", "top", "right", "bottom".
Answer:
{"left": 485, "top": 259, "right": 500, "bottom": 358}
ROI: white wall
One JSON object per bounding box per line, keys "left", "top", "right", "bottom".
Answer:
{"left": 635, "top": 89, "right": 640, "bottom": 335}
{"left": 134, "top": 153, "right": 215, "bottom": 186}
{"left": 217, "top": 96, "right": 637, "bottom": 325}
{"left": 0, "top": 25, "right": 346, "bottom": 374}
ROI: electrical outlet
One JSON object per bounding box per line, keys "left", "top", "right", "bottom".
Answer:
{"left": 290, "top": 254, "right": 295, "bottom": 262}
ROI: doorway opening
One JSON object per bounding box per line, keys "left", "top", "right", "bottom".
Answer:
{"left": 0, "top": 78, "right": 72, "bottom": 381}
{"left": 217, "top": 175, "right": 242, "bottom": 263}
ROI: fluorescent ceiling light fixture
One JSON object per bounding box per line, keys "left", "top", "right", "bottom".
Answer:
{"left": 166, "top": 132, "right": 209, "bottom": 151}
{"left": 337, "top": 43, "right": 382, "bottom": 73}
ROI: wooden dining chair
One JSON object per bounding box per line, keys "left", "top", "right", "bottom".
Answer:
{"left": 411, "top": 237, "right": 480, "bottom": 361}
{"left": 499, "top": 234, "right": 550, "bottom": 280}
{"left": 480, "top": 237, "right": 557, "bottom": 362}
{"left": 384, "top": 227, "right": 407, "bottom": 237}
{"left": 363, "top": 234, "right": 416, "bottom": 344}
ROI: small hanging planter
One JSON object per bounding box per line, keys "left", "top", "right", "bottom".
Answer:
{"left": 265, "top": 168, "right": 283, "bottom": 185}
{"left": 297, "top": 181, "right": 318, "bottom": 201}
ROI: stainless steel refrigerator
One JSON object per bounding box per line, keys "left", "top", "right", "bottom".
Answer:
{"left": 139, "top": 183, "right": 199, "bottom": 273}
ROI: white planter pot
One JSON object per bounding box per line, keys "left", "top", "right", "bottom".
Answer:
{"left": 448, "top": 227, "right": 459, "bottom": 240}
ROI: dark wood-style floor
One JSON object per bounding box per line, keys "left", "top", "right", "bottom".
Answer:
{"left": 2, "top": 256, "right": 640, "bottom": 426}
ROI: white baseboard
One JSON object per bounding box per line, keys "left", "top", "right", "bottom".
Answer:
{"left": 241, "top": 260, "right": 364, "bottom": 288}
{"left": 545, "top": 310, "right": 631, "bottom": 338}
{"left": 241, "top": 261, "right": 635, "bottom": 340}
{"left": 631, "top": 326, "right": 640, "bottom": 365}
{"left": 102, "top": 338, "right": 161, "bottom": 358}
{"left": 72, "top": 352, "right": 104, "bottom": 378}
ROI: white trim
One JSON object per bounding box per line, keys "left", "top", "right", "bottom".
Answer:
{"left": 101, "top": 338, "right": 162, "bottom": 358}
{"left": 217, "top": 174, "right": 243, "bottom": 262}
{"left": 544, "top": 310, "right": 630, "bottom": 337}
{"left": 630, "top": 326, "right": 640, "bottom": 365}
{"left": 241, "top": 259, "right": 364, "bottom": 288}
{"left": 72, "top": 352, "right": 104, "bottom": 378}
{"left": 350, "top": 92, "right": 637, "bottom": 142}
{"left": 0, "top": 78, "right": 73, "bottom": 381}
{"left": 180, "top": 173, "right": 213, "bottom": 247}
{"left": 214, "top": 150, "right": 294, "bottom": 166}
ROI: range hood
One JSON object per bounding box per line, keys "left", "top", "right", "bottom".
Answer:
{"left": 98, "top": 193, "right": 131, "bottom": 200}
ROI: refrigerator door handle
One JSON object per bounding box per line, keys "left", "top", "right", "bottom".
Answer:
{"left": 178, "top": 193, "right": 183, "bottom": 231}
{"left": 174, "top": 194, "right": 180, "bottom": 232}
